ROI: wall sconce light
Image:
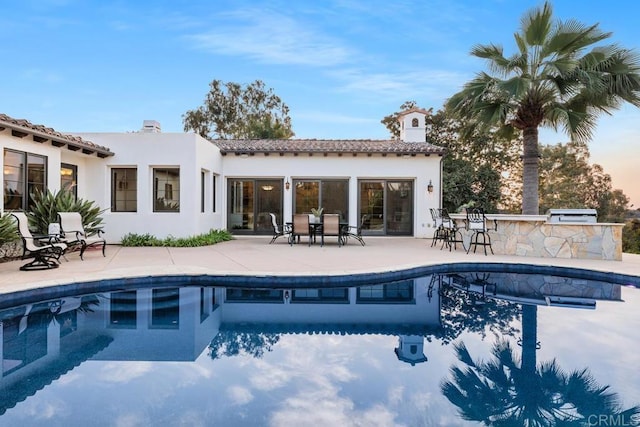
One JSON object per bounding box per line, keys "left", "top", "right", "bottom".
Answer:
{"left": 427, "top": 180, "right": 434, "bottom": 194}
{"left": 284, "top": 290, "right": 290, "bottom": 300}
{"left": 285, "top": 178, "right": 290, "bottom": 191}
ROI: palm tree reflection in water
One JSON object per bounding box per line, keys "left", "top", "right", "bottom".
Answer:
{"left": 441, "top": 304, "right": 640, "bottom": 426}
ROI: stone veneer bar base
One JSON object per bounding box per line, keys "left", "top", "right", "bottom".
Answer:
{"left": 449, "top": 214, "right": 624, "bottom": 261}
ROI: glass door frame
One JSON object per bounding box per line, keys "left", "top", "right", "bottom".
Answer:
{"left": 358, "top": 179, "right": 414, "bottom": 236}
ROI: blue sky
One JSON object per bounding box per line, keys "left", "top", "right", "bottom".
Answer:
{"left": 2, "top": 0, "right": 640, "bottom": 207}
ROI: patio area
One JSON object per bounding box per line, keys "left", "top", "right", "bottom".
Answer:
{"left": 2, "top": 236, "right": 640, "bottom": 297}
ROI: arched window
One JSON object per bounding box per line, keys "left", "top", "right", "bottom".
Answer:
{"left": 411, "top": 118, "right": 419, "bottom": 127}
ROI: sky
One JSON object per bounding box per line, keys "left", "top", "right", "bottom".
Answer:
{"left": 2, "top": 0, "right": 640, "bottom": 208}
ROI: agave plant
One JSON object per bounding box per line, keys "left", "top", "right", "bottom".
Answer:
{"left": 28, "top": 188, "right": 106, "bottom": 235}
{"left": 0, "top": 212, "right": 19, "bottom": 246}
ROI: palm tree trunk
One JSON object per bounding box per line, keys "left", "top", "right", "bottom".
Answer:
{"left": 521, "top": 304, "right": 538, "bottom": 374}
{"left": 522, "top": 127, "right": 540, "bottom": 215}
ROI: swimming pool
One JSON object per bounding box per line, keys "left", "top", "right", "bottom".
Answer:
{"left": 0, "top": 269, "right": 639, "bottom": 426}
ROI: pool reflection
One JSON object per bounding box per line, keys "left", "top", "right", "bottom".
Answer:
{"left": 0, "top": 273, "right": 638, "bottom": 426}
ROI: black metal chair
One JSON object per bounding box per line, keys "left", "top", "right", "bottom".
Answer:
{"left": 465, "top": 208, "right": 494, "bottom": 255}
{"left": 439, "top": 208, "right": 464, "bottom": 251}
{"left": 268, "top": 213, "right": 291, "bottom": 244}
{"left": 345, "top": 214, "right": 367, "bottom": 246}
{"left": 429, "top": 208, "right": 448, "bottom": 248}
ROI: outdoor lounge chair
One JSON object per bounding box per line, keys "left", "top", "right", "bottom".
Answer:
{"left": 269, "top": 213, "right": 291, "bottom": 244}
{"left": 58, "top": 212, "right": 106, "bottom": 260}
{"left": 321, "top": 213, "right": 342, "bottom": 247}
{"left": 290, "top": 213, "right": 312, "bottom": 246}
{"left": 11, "top": 212, "right": 67, "bottom": 271}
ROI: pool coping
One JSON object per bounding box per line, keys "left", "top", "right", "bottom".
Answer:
{"left": 2, "top": 261, "right": 638, "bottom": 310}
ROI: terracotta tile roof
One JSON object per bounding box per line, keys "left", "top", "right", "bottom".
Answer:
{"left": 0, "top": 113, "right": 114, "bottom": 158}
{"left": 213, "top": 139, "right": 446, "bottom": 156}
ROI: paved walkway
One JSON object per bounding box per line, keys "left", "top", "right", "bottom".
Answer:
{"left": 1, "top": 236, "right": 640, "bottom": 296}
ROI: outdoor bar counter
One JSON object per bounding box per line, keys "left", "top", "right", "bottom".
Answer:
{"left": 448, "top": 213, "right": 624, "bottom": 261}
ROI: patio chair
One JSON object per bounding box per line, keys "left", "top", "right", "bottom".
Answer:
{"left": 441, "top": 208, "right": 465, "bottom": 251}
{"left": 290, "top": 213, "right": 312, "bottom": 246}
{"left": 465, "top": 208, "right": 494, "bottom": 255}
{"left": 345, "top": 214, "right": 367, "bottom": 246}
{"left": 269, "top": 213, "right": 291, "bottom": 244}
{"left": 11, "top": 212, "right": 67, "bottom": 271}
{"left": 321, "top": 214, "right": 342, "bottom": 247}
{"left": 58, "top": 212, "right": 106, "bottom": 260}
{"left": 429, "top": 208, "right": 447, "bottom": 248}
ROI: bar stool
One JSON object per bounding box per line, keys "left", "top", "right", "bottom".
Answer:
{"left": 465, "top": 208, "right": 494, "bottom": 255}
{"left": 429, "top": 208, "right": 447, "bottom": 247}
{"left": 441, "top": 208, "right": 465, "bottom": 251}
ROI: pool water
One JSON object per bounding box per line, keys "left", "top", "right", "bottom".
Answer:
{"left": 0, "top": 272, "right": 639, "bottom": 427}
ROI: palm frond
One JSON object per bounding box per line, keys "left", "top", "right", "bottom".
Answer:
{"left": 520, "top": 1, "right": 553, "bottom": 46}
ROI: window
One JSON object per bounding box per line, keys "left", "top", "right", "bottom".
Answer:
{"left": 151, "top": 288, "right": 180, "bottom": 329}
{"left": 291, "top": 288, "right": 349, "bottom": 303}
{"left": 61, "top": 163, "right": 77, "bottom": 200}
{"left": 227, "top": 178, "right": 282, "bottom": 233}
{"left": 293, "top": 179, "right": 349, "bottom": 221}
{"left": 153, "top": 168, "right": 180, "bottom": 212}
{"left": 357, "top": 280, "right": 414, "bottom": 303}
{"left": 212, "top": 175, "right": 217, "bottom": 212}
{"left": 226, "top": 288, "right": 284, "bottom": 302}
{"left": 109, "top": 290, "right": 137, "bottom": 328}
{"left": 201, "top": 171, "right": 206, "bottom": 213}
{"left": 412, "top": 118, "right": 419, "bottom": 127}
{"left": 111, "top": 168, "right": 137, "bottom": 212}
{"left": 3, "top": 148, "right": 47, "bottom": 211}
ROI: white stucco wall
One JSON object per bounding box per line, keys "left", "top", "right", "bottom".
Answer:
{"left": 220, "top": 152, "right": 443, "bottom": 238}
{"left": 4, "top": 126, "right": 443, "bottom": 243}
{"left": 77, "top": 132, "right": 224, "bottom": 242}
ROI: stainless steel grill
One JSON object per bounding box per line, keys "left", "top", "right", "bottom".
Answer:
{"left": 547, "top": 208, "right": 597, "bottom": 223}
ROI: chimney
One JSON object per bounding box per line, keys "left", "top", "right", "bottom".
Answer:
{"left": 141, "top": 120, "right": 161, "bottom": 133}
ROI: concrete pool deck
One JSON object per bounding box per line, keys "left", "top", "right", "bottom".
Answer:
{"left": 1, "top": 236, "right": 640, "bottom": 296}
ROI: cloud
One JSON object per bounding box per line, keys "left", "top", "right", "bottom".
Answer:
{"left": 99, "top": 361, "right": 153, "bottom": 383}
{"left": 227, "top": 385, "right": 254, "bottom": 405}
{"left": 327, "top": 67, "right": 468, "bottom": 103}
{"left": 186, "top": 9, "right": 353, "bottom": 67}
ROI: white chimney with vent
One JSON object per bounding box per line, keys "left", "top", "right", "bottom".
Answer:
{"left": 141, "top": 120, "right": 161, "bottom": 133}
{"left": 397, "top": 108, "right": 430, "bottom": 143}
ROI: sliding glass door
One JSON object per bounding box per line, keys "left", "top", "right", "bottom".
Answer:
{"left": 227, "top": 179, "right": 282, "bottom": 234}
{"left": 358, "top": 180, "right": 413, "bottom": 235}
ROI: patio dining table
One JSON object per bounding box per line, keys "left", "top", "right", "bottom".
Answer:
{"left": 286, "top": 220, "right": 350, "bottom": 245}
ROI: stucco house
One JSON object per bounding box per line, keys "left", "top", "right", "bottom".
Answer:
{"left": 1, "top": 109, "right": 445, "bottom": 243}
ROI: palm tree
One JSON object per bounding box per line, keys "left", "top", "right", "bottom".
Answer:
{"left": 441, "top": 339, "right": 640, "bottom": 426}
{"left": 446, "top": 1, "right": 640, "bottom": 214}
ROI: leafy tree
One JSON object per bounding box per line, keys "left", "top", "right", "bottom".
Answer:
{"left": 538, "top": 141, "right": 629, "bottom": 221}
{"left": 183, "top": 79, "right": 294, "bottom": 140}
{"left": 446, "top": 1, "right": 640, "bottom": 215}
{"left": 208, "top": 331, "right": 280, "bottom": 360}
{"left": 623, "top": 219, "right": 640, "bottom": 254}
{"left": 382, "top": 104, "right": 517, "bottom": 212}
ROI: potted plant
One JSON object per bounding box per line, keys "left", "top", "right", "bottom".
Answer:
{"left": 310, "top": 207, "right": 324, "bottom": 223}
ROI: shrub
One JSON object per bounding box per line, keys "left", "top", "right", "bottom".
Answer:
{"left": 29, "top": 188, "right": 105, "bottom": 235}
{"left": 622, "top": 220, "right": 640, "bottom": 254}
{"left": 121, "top": 229, "right": 233, "bottom": 247}
{"left": 0, "top": 213, "right": 19, "bottom": 245}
